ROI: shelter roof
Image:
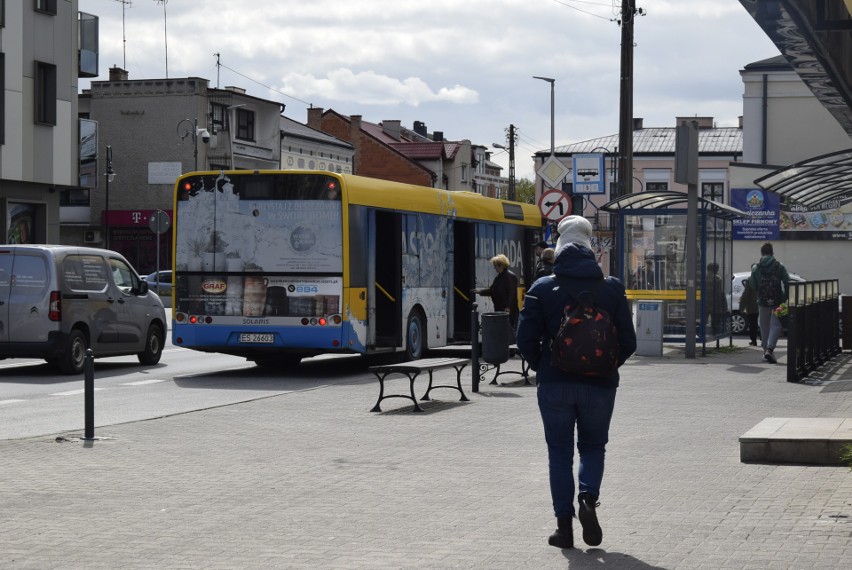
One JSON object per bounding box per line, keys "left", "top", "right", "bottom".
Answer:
{"left": 600, "top": 191, "right": 748, "bottom": 221}
{"left": 754, "top": 148, "right": 852, "bottom": 208}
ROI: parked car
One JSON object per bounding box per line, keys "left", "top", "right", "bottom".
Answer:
{"left": 144, "top": 270, "right": 172, "bottom": 296}
{"left": 0, "top": 245, "right": 167, "bottom": 374}
{"left": 728, "top": 270, "right": 805, "bottom": 335}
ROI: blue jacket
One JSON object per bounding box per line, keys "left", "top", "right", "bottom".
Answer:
{"left": 516, "top": 244, "right": 637, "bottom": 389}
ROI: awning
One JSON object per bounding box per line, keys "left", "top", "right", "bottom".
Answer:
{"left": 600, "top": 191, "right": 748, "bottom": 221}
{"left": 754, "top": 148, "right": 852, "bottom": 207}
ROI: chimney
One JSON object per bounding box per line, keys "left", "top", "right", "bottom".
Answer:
{"left": 382, "top": 120, "right": 402, "bottom": 140}
{"left": 109, "top": 66, "right": 128, "bottom": 81}
{"left": 307, "top": 107, "right": 324, "bottom": 130}
{"left": 350, "top": 115, "right": 362, "bottom": 141}
{"left": 224, "top": 86, "right": 246, "bottom": 94}
{"left": 433, "top": 131, "right": 443, "bottom": 142}
{"left": 676, "top": 116, "right": 714, "bottom": 129}
{"left": 738, "top": 115, "right": 744, "bottom": 129}
{"left": 413, "top": 121, "right": 428, "bottom": 137}
{"left": 632, "top": 118, "right": 643, "bottom": 131}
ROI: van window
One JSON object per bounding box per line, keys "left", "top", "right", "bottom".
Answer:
{"left": 109, "top": 258, "right": 138, "bottom": 293}
{"left": 63, "top": 255, "right": 109, "bottom": 292}
{"left": 11, "top": 256, "right": 49, "bottom": 292}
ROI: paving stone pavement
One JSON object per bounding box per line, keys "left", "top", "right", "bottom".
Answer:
{"left": 2, "top": 339, "right": 852, "bottom": 569}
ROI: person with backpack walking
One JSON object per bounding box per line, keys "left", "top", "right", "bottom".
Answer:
{"left": 748, "top": 242, "right": 790, "bottom": 364}
{"left": 516, "top": 216, "right": 637, "bottom": 550}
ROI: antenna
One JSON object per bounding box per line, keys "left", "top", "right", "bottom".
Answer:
{"left": 214, "top": 52, "right": 221, "bottom": 88}
{"left": 153, "top": 0, "right": 169, "bottom": 78}
{"left": 112, "top": 0, "right": 132, "bottom": 70}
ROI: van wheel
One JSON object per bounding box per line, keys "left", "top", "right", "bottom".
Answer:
{"left": 730, "top": 311, "right": 746, "bottom": 335}
{"left": 59, "top": 330, "right": 88, "bottom": 375}
{"left": 405, "top": 310, "right": 426, "bottom": 361}
{"left": 138, "top": 324, "right": 164, "bottom": 365}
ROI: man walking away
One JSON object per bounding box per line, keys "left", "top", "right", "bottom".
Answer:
{"left": 516, "top": 216, "right": 637, "bottom": 550}
{"left": 748, "top": 242, "right": 790, "bottom": 364}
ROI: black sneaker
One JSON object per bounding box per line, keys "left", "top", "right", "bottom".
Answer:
{"left": 765, "top": 350, "right": 777, "bottom": 364}
{"left": 577, "top": 493, "right": 602, "bottom": 547}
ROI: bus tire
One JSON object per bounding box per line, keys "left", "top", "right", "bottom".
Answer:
{"left": 138, "top": 324, "right": 164, "bottom": 365}
{"left": 405, "top": 309, "right": 427, "bottom": 361}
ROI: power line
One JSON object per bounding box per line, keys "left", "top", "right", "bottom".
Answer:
{"left": 218, "top": 62, "right": 313, "bottom": 108}
{"left": 549, "top": 0, "right": 618, "bottom": 21}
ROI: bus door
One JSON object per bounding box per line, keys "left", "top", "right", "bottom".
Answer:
{"left": 452, "top": 220, "right": 475, "bottom": 341}
{"left": 369, "top": 210, "right": 402, "bottom": 349}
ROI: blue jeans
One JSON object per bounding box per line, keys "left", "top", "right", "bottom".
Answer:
{"left": 537, "top": 381, "right": 617, "bottom": 518}
{"left": 758, "top": 306, "right": 782, "bottom": 351}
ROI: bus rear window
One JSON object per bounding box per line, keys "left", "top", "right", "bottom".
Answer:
{"left": 177, "top": 173, "right": 340, "bottom": 201}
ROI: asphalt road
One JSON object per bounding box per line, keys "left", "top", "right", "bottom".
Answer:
{"left": 0, "top": 337, "right": 373, "bottom": 441}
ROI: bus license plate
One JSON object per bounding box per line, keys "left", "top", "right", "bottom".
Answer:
{"left": 240, "top": 333, "right": 274, "bottom": 344}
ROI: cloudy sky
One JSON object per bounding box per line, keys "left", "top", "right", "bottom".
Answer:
{"left": 78, "top": 0, "right": 780, "bottom": 180}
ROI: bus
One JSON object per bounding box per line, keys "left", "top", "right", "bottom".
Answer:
{"left": 171, "top": 171, "right": 543, "bottom": 367}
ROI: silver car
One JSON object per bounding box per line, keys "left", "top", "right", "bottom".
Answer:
{"left": 0, "top": 245, "right": 167, "bottom": 374}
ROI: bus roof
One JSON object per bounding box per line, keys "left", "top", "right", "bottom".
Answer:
{"left": 338, "top": 173, "right": 542, "bottom": 228}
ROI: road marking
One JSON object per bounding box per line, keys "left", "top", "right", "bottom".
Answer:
{"left": 123, "top": 379, "right": 169, "bottom": 386}
{"left": 0, "top": 399, "right": 24, "bottom": 405}
{"left": 0, "top": 361, "right": 44, "bottom": 370}
{"left": 49, "top": 388, "right": 104, "bottom": 397}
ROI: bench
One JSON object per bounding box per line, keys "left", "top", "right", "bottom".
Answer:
{"left": 369, "top": 357, "right": 470, "bottom": 412}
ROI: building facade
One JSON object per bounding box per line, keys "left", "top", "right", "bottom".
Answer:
{"left": 2, "top": 0, "right": 94, "bottom": 245}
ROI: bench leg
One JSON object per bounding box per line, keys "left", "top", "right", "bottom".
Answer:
{"left": 370, "top": 372, "right": 387, "bottom": 412}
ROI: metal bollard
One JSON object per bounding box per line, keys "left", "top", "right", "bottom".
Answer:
{"left": 83, "top": 349, "right": 95, "bottom": 440}
{"left": 471, "top": 302, "right": 480, "bottom": 393}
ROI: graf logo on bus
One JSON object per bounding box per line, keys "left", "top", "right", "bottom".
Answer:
{"left": 201, "top": 279, "right": 227, "bottom": 294}
{"left": 290, "top": 226, "right": 316, "bottom": 252}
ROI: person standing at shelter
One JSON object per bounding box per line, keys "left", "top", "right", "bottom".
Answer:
{"left": 516, "top": 216, "right": 637, "bottom": 550}
{"left": 748, "top": 242, "right": 790, "bottom": 364}
{"left": 739, "top": 275, "right": 759, "bottom": 346}
{"left": 473, "top": 254, "right": 519, "bottom": 331}
{"left": 533, "top": 240, "right": 549, "bottom": 279}
{"left": 534, "top": 248, "right": 555, "bottom": 281}
{"left": 706, "top": 262, "right": 728, "bottom": 336}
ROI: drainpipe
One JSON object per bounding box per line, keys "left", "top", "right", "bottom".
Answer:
{"left": 761, "top": 74, "right": 768, "bottom": 164}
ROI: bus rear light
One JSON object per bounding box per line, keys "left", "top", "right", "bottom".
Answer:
{"left": 175, "top": 337, "right": 183, "bottom": 344}
{"left": 301, "top": 318, "right": 309, "bottom": 325}
{"left": 309, "top": 318, "right": 318, "bottom": 325}
{"left": 205, "top": 317, "right": 213, "bottom": 324}
{"left": 332, "top": 340, "right": 340, "bottom": 347}
{"left": 48, "top": 291, "right": 61, "bottom": 321}
{"left": 332, "top": 315, "right": 342, "bottom": 324}
{"left": 175, "top": 313, "right": 186, "bottom": 322}
{"left": 189, "top": 315, "right": 199, "bottom": 324}
{"left": 318, "top": 317, "right": 327, "bottom": 326}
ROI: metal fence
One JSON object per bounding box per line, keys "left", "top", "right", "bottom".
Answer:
{"left": 786, "top": 279, "right": 842, "bottom": 382}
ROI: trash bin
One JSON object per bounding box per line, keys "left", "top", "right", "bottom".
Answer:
{"left": 481, "top": 312, "right": 510, "bottom": 364}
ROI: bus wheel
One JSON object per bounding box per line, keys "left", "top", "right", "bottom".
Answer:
{"left": 253, "top": 355, "right": 302, "bottom": 369}
{"left": 405, "top": 310, "right": 426, "bottom": 361}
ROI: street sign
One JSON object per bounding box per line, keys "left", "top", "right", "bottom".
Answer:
{"left": 538, "top": 188, "right": 572, "bottom": 221}
{"left": 572, "top": 154, "right": 606, "bottom": 194}
{"left": 149, "top": 210, "right": 171, "bottom": 235}
{"left": 537, "top": 155, "right": 570, "bottom": 188}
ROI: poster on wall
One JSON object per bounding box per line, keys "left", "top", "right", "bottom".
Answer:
{"left": 732, "top": 188, "right": 852, "bottom": 241}
{"left": 7, "top": 203, "right": 35, "bottom": 244}
{"left": 731, "top": 188, "right": 780, "bottom": 240}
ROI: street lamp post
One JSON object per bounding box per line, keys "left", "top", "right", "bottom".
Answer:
{"left": 177, "top": 118, "right": 210, "bottom": 172}
{"left": 492, "top": 142, "right": 515, "bottom": 201}
{"left": 533, "top": 76, "right": 556, "bottom": 156}
{"left": 104, "top": 145, "right": 115, "bottom": 249}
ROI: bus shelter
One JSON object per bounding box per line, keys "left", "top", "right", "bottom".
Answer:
{"left": 600, "top": 191, "right": 747, "bottom": 347}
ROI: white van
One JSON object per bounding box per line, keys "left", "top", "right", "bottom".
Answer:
{"left": 0, "top": 245, "right": 167, "bottom": 374}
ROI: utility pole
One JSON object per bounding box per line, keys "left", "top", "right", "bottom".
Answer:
{"left": 508, "top": 124, "right": 516, "bottom": 201}
{"left": 617, "top": 0, "right": 636, "bottom": 201}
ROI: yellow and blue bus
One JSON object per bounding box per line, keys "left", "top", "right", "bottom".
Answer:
{"left": 171, "top": 171, "right": 543, "bottom": 367}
